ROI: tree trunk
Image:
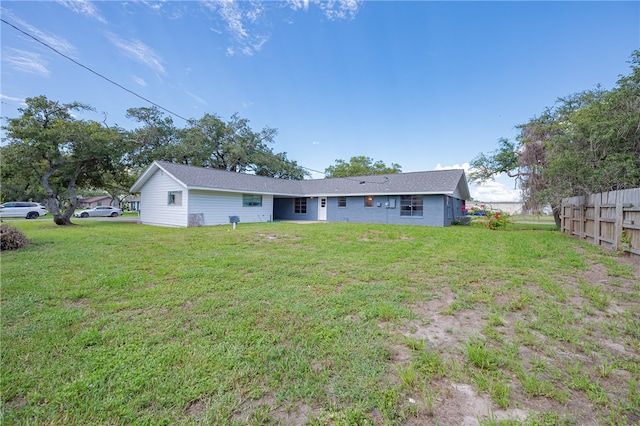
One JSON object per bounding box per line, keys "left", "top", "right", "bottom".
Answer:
{"left": 53, "top": 214, "right": 73, "bottom": 226}
{"left": 40, "top": 162, "right": 81, "bottom": 225}
{"left": 55, "top": 166, "right": 84, "bottom": 225}
{"left": 552, "top": 204, "right": 562, "bottom": 228}
{"left": 40, "top": 164, "right": 72, "bottom": 225}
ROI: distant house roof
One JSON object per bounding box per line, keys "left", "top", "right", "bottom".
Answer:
{"left": 79, "top": 195, "right": 113, "bottom": 203}
{"left": 130, "top": 161, "right": 470, "bottom": 199}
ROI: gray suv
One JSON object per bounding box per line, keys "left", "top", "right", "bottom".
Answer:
{"left": 0, "top": 202, "right": 48, "bottom": 219}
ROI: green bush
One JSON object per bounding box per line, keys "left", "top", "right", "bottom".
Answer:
{"left": 485, "top": 211, "right": 511, "bottom": 230}
{"left": 0, "top": 224, "right": 30, "bottom": 252}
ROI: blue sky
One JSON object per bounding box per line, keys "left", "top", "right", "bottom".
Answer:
{"left": 1, "top": 1, "right": 638, "bottom": 201}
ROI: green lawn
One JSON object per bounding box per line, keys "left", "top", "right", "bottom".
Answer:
{"left": 2, "top": 221, "right": 638, "bottom": 425}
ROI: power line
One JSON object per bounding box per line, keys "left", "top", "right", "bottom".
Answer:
{"left": 2, "top": 18, "right": 394, "bottom": 184}
{"left": 1, "top": 18, "right": 190, "bottom": 122}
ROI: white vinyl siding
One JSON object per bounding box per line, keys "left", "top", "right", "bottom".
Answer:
{"left": 139, "top": 169, "right": 188, "bottom": 227}
{"left": 190, "top": 190, "right": 273, "bottom": 225}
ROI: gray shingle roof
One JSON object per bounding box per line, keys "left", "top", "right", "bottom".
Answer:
{"left": 131, "top": 161, "right": 470, "bottom": 199}
{"left": 301, "top": 169, "right": 469, "bottom": 198}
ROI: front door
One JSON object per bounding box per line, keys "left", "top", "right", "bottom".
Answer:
{"left": 318, "top": 197, "right": 327, "bottom": 221}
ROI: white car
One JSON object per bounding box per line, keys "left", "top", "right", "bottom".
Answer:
{"left": 74, "top": 206, "right": 123, "bottom": 218}
{"left": 0, "top": 202, "right": 48, "bottom": 219}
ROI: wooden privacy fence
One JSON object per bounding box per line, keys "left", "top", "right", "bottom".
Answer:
{"left": 561, "top": 188, "right": 640, "bottom": 258}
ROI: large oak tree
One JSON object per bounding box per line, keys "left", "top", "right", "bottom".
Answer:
{"left": 127, "top": 108, "right": 308, "bottom": 180}
{"left": 324, "top": 156, "right": 402, "bottom": 178}
{"left": 470, "top": 50, "right": 640, "bottom": 226}
{"left": 2, "top": 96, "right": 127, "bottom": 225}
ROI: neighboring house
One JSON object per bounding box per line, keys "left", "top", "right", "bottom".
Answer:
{"left": 130, "top": 161, "right": 470, "bottom": 228}
{"left": 127, "top": 196, "right": 141, "bottom": 212}
{"left": 78, "top": 195, "right": 116, "bottom": 209}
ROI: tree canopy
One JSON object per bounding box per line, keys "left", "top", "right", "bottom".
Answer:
{"left": 324, "top": 156, "right": 402, "bottom": 178}
{"left": 184, "top": 113, "right": 307, "bottom": 179}
{"left": 126, "top": 108, "right": 308, "bottom": 179}
{"left": 470, "top": 50, "right": 640, "bottom": 225}
{"left": 2, "top": 96, "right": 127, "bottom": 225}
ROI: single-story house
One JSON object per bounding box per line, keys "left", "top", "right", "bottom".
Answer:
{"left": 129, "top": 161, "right": 470, "bottom": 228}
{"left": 78, "top": 195, "right": 117, "bottom": 208}
{"left": 127, "top": 196, "right": 141, "bottom": 212}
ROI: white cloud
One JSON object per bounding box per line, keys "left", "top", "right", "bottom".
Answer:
{"left": 186, "top": 91, "right": 208, "bottom": 106}
{"left": 131, "top": 75, "right": 147, "bottom": 86}
{"left": 216, "top": 0, "right": 249, "bottom": 39}
{"left": 0, "top": 94, "right": 27, "bottom": 106}
{"left": 2, "top": 48, "right": 50, "bottom": 76}
{"left": 314, "top": 0, "right": 362, "bottom": 20}
{"left": 107, "top": 33, "right": 165, "bottom": 74}
{"left": 470, "top": 179, "right": 521, "bottom": 202}
{"left": 435, "top": 162, "right": 520, "bottom": 202}
{"left": 201, "top": 0, "right": 362, "bottom": 57}
{"left": 286, "top": 0, "right": 310, "bottom": 12}
{"left": 2, "top": 9, "right": 77, "bottom": 56}
{"left": 251, "top": 35, "right": 269, "bottom": 51}
{"left": 287, "top": 0, "right": 361, "bottom": 20}
{"left": 201, "top": 0, "right": 270, "bottom": 57}
{"left": 133, "top": 1, "right": 186, "bottom": 19}
{"left": 145, "top": 1, "right": 166, "bottom": 12}
{"left": 55, "top": 0, "right": 107, "bottom": 23}
{"left": 246, "top": 2, "right": 266, "bottom": 23}
{"left": 435, "top": 162, "right": 470, "bottom": 172}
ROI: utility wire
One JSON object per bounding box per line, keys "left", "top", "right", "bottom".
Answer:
{"left": 2, "top": 18, "right": 394, "bottom": 184}
{"left": 1, "top": 18, "right": 190, "bottom": 122}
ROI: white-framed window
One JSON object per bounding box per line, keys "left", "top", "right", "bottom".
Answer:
{"left": 400, "top": 195, "right": 423, "bottom": 216}
{"left": 338, "top": 196, "right": 347, "bottom": 208}
{"left": 243, "top": 194, "right": 262, "bottom": 207}
{"left": 168, "top": 191, "right": 182, "bottom": 206}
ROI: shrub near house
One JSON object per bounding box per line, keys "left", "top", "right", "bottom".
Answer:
{"left": 462, "top": 205, "right": 511, "bottom": 229}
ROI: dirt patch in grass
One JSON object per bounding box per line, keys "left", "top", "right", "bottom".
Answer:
{"left": 258, "top": 232, "right": 280, "bottom": 241}
{"left": 387, "top": 255, "right": 640, "bottom": 425}
{"left": 185, "top": 399, "right": 206, "bottom": 417}
{"left": 232, "top": 394, "right": 321, "bottom": 425}
{"left": 402, "top": 291, "right": 485, "bottom": 352}
{"left": 254, "top": 232, "right": 302, "bottom": 242}
{"left": 359, "top": 229, "right": 413, "bottom": 242}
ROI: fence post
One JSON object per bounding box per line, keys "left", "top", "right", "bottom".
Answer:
{"left": 568, "top": 204, "right": 574, "bottom": 236}
{"left": 614, "top": 197, "right": 624, "bottom": 250}
{"left": 594, "top": 194, "right": 601, "bottom": 247}
{"left": 579, "top": 204, "right": 585, "bottom": 240}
